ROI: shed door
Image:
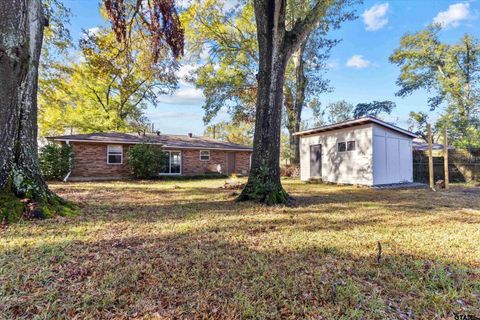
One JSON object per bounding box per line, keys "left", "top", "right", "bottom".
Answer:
{"left": 227, "top": 152, "right": 236, "bottom": 174}
{"left": 310, "top": 145, "right": 322, "bottom": 178}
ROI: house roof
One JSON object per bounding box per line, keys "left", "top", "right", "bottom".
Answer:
{"left": 412, "top": 139, "right": 454, "bottom": 151}
{"left": 46, "top": 132, "right": 253, "bottom": 151}
{"left": 293, "top": 116, "right": 417, "bottom": 138}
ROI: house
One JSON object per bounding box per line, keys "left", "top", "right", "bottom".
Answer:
{"left": 294, "top": 117, "right": 417, "bottom": 186}
{"left": 46, "top": 132, "right": 252, "bottom": 181}
{"left": 412, "top": 138, "right": 454, "bottom": 151}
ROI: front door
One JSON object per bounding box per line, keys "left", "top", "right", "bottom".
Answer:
{"left": 227, "top": 152, "right": 236, "bottom": 174}
{"left": 310, "top": 144, "right": 322, "bottom": 178}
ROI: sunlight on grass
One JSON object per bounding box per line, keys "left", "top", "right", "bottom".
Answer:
{"left": 1, "top": 178, "right": 479, "bottom": 318}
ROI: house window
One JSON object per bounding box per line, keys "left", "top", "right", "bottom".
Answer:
{"left": 347, "top": 141, "right": 356, "bottom": 151}
{"left": 199, "top": 150, "right": 210, "bottom": 161}
{"left": 337, "top": 142, "right": 346, "bottom": 152}
{"left": 159, "top": 151, "right": 182, "bottom": 174}
{"left": 107, "top": 145, "right": 123, "bottom": 164}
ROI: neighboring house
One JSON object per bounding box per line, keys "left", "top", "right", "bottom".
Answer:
{"left": 46, "top": 132, "right": 252, "bottom": 181}
{"left": 412, "top": 138, "right": 454, "bottom": 151}
{"left": 294, "top": 117, "right": 417, "bottom": 186}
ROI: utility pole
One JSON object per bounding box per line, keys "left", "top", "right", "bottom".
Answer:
{"left": 444, "top": 127, "right": 449, "bottom": 190}
{"left": 427, "top": 124, "right": 434, "bottom": 191}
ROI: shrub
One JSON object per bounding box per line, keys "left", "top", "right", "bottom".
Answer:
{"left": 39, "top": 143, "right": 73, "bottom": 180}
{"left": 127, "top": 144, "right": 169, "bottom": 179}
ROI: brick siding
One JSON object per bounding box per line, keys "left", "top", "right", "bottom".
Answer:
{"left": 69, "top": 143, "right": 131, "bottom": 180}
{"left": 67, "top": 142, "right": 251, "bottom": 180}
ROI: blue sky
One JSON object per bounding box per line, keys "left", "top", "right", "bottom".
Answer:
{"left": 62, "top": 0, "right": 479, "bottom": 135}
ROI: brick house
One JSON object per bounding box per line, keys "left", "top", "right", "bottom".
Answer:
{"left": 46, "top": 132, "right": 252, "bottom": 181}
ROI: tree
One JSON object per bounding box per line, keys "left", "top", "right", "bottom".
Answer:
{"left": 407, "top": 111, "right": 437, "bottom": 143}
{"left": 0, "top": 0, "right": 183, "bottom": 216}
{"left": 39, "top": 27, "right": 178, "bottom": 136}
{"left": 390, "top": 25, "right": 480, "bottom": 147}
{"left": 183, "top": 0, "right": 353, "bottom": 165}
{"left": 283, "top": 3, "right": 354, "bottom": 165}
{"left": 238, "top": 0, "right": 353, "bottom": 204}
{"left": 204, "top": 121, "right": 254, "bottom": 146}
{"left": 353, "top": 100, "right": 396, "bottom": 119}
{"left": 325, "top": 100, "right": 354, "bottom": 123}
{"left": 182, "top": 0, "right": 258, "bottom": 123}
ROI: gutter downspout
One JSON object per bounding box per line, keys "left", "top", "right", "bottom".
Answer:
{"left": 63, "top": 140, "right": 72, "bottom": 183}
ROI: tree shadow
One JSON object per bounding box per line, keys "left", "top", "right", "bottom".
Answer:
{"left": 1, "top": 224, "right": 478, "bottom": 319}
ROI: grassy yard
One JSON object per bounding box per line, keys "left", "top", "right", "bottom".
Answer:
{"left": 1, "top": 179, "right": 479, "bottom": 319}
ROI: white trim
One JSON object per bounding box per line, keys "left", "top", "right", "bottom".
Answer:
{"left": 294, "top": 116, "right": 417, "bottom": 138}
{"left": 47, "top": 138, "right": 252, "bottom": 152}
{"left": 63, "top": 140, "right": 72, "bottom": 182}
{"left": 199, "top": 150, "right": 210, "bottom": 161}
{"left": 107, "top": 145, "right": 123, "bottom": 165}
{"left": 158, "top": 150, "right": 182, "bottom": 175}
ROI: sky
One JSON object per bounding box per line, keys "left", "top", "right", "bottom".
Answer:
{"left": 62, "top": 0, "right": 479, "bottom": 135}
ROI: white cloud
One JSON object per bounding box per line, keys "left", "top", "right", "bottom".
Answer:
{"left": 157, "top": 85, "right": 204, "bottom": 105}
{"left": 362, "top": 3, "right": 390, "bottom": 31}
{"left": 326, "top": 59, "right": 340, "bottom": 69}
{"left": 346, "top": 55, "right": 371, "bottom": 69}
{"left": 433, "top": 2, "right": 470, "bottom": 28}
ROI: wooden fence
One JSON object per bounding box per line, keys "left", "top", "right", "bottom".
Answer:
{"left": 413, "top": 149, "right": 480, "bottom": 183}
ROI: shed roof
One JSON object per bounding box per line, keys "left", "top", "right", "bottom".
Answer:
{"left": 293, "top": 116, "right": 417, "bottom": 138}
{"left": 46, "top": 132, "right": 253, "bottom": 151}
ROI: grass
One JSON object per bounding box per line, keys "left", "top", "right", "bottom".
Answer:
{"left": 1, "top": 178, "right": 479, "bottom": 319}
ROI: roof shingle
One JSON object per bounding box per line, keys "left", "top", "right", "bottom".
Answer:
{"left": 46, "top": 132, "right": 253, "bottom": 151}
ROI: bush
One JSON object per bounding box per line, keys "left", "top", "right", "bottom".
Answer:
{"left": 127, "top": 144, "right": 169, "bottom": 179}
{"left": 39, "top": 143, "right": 73, "bottom": 180}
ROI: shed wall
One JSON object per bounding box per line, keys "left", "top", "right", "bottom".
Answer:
{"left": 299, "top": 124, "right": 374, "bottom": 185}
{"left": 372, "top": 124, "right": 413, "bottom": 185}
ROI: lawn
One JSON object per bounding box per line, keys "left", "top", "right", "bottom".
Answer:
{"left": 1, "top": 179, "right": 479, "bottom": 319}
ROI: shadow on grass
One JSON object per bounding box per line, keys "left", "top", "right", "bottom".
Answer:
{"left": 1, "top": 223, "right": 478, "bottom": 319}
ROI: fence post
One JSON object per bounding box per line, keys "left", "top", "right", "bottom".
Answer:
{"left": 444, "top": 127, "right": 449, "bottom": 190}
{"left": 427, "top": 124, "right": 434, "bottom": 191}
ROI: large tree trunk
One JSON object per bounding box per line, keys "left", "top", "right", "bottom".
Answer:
{"left": 286, "top": 39, "right": 308, "bottom": 166}
{"left": 238, "top": 0, "right": 328, "bottom": 204}
{"left": 0, "top": 0, "right": 62, "bottom": 211}
{"left": 238, "top": 0, "right": 291, "bottom": 205}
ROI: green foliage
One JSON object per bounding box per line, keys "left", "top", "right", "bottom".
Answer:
{"left": 158, "top": 173, "right": 227, "bottom": 181}
{"left": 181, "top": 0, "right": 258, "bottom": 124}
{"left": 390, "top": 26, "right": 480, "bottom": 147}
{"left": 127, "top": 144, "right": 169, "bottom": 179}
{"left": 326, "top": 100, "right": 354, "bottom": 124}
{"left": 39, "top": 24, "right": 177, "bottom": 137}
{"left": 39, "top": 143, "right": 73, "bottom": 180}
{"left": 353, "top": 101, "right": 396, "bottom": 119}
{"left": 0, "top": 192, "right": 24, "bottom": 223}
{"left": 238, "top": 165, "right": 289, "bottom": 205}
{"left": 204, "top": 121, "right": 254, "bottom": 146}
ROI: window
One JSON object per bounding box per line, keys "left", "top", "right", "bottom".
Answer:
{"left": 337, "top": 142, "right": 346, "bottom": 152}
{"left": 199, "top": 150, "right": 210, "bottom": 161}
{"left": 347, "top": 141, "right": 356, "bottom": 151}
{"left": 107, "top": 145, "right": 123, "bottom": 164}
{"left": 159, "top": 151, "right": 182, "bottom": 174}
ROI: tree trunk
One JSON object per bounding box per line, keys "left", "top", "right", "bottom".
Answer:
{"left": 238, "top": 0, "right": 329, "bottom": 205}
{"left": 238, "top": 0, "right": 291, "bottom": 205}
{"left": 288, "top": 39, "right": 308, "bottom": 166}
{"left": 0, "top": 0, "right": 63, "bottom": 213}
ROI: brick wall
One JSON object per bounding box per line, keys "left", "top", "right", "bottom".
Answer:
{"left": 68, "top": 142, "right": 252, "bottom": 180}
{"left": 70, "top": 143, "right": 131, "bottom": 180}
{"left": 234, "top": 151, "right": 251, "bottom": 175}
{"left": 181, "top": 150, "right": 252, "bottom": 175}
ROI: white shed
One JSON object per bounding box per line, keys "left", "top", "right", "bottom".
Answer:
{"left": 295, "top": 117, "right": 417, "bottom": 186}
